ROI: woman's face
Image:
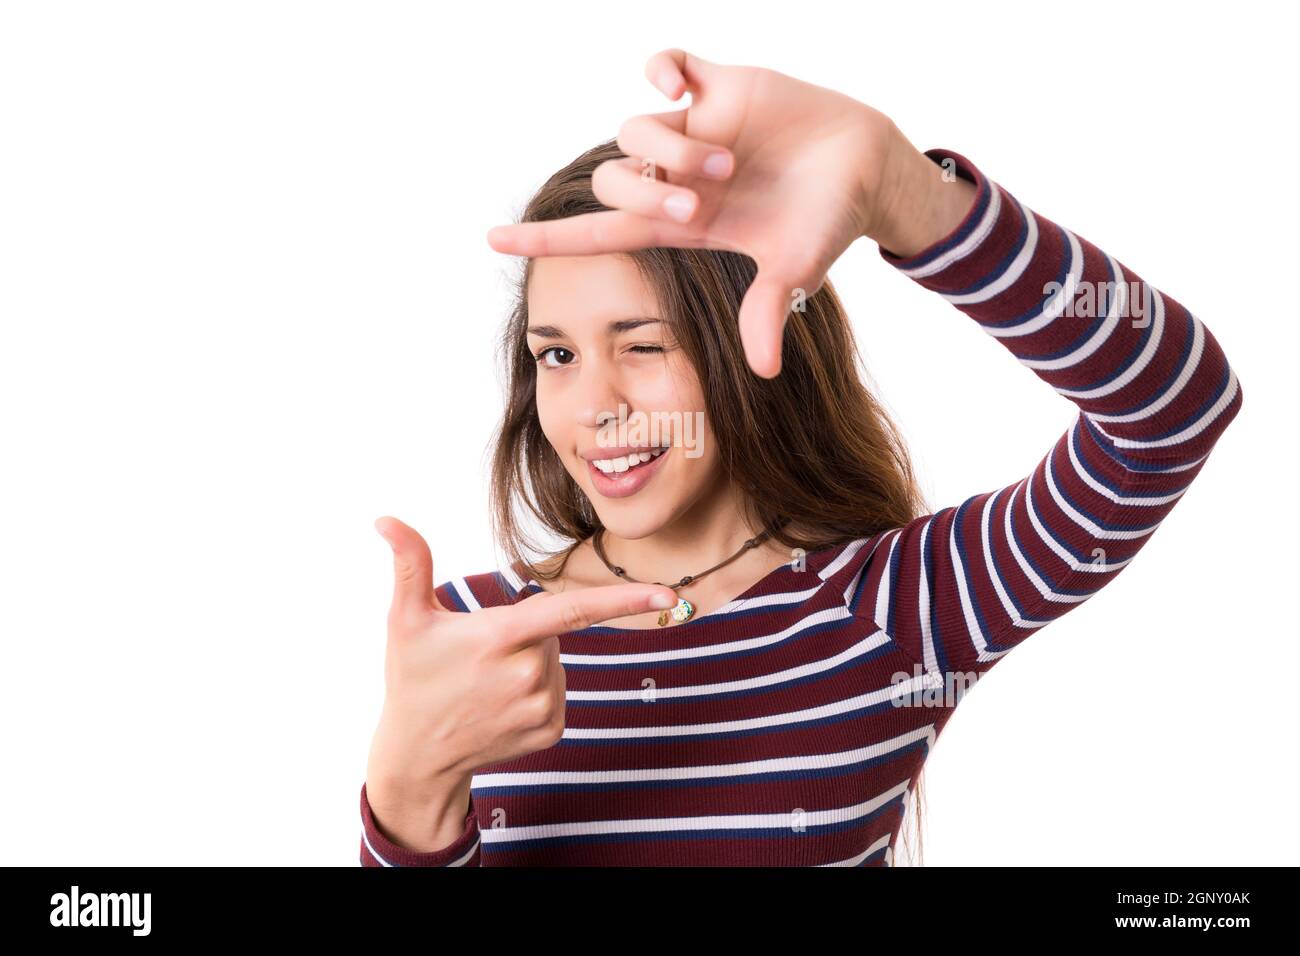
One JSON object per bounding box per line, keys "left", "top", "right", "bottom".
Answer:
{"left": 526, "top": 254, "right": 720, "bottom": 540}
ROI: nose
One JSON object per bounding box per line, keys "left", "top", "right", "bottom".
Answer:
{"left": 578, "top": 401, "right": 631, "bottom": 439}
{"left": 574, "top": 360, "right": 632, "bottom": 433}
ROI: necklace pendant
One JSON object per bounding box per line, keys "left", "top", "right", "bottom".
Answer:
{"left": 658, "top": 597, "right": 694, "bottom": 626}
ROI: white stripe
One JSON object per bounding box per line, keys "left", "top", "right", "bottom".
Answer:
{"left": 1082, "top": 427, "right": 1211, "bottom": 474}
{"left": 1077, "top": 301, "right": 1200, "bottom": 417}
{"left": 1017, "top": 249, "right": 1129, "bottom": 368}
{"left": 980, "top": 482, "right": 1054, "bottom": 649}
{"left": 1052, "top": 282, "right": 1167, "bottom": 396}
{"left": 873, "top": 529, "right": 904, "bottom": 632}
{"left": 1092, "top": 365, "right": 1239, "bottom": 454}
{"left": 565, "top": 624, "right": 891, "bottom": 701}
{"left": 446, "top": 839, "right": 481, "bottom": 866}
{"left": 1023, "top": 464, "right": 1140, "bottom": 574}
{"left": 940, "top": 194, "right": 1040, "bottom": 305}
{"left": 841, "top": 534, "right": 890, "bottom": 611}
{"left": 818, "top": 536, "right": 871, "bottom": 581}
{"left": 477, "top": 727, "right": 936, "bottom": 790}
{"left": 360, "top": 828, "right": 393, "bottom": 867}
{"left": 980, "top": 221, "right": 1083, "bottom": 335}
{"left": 447, "top": 576, "right": 482, "bottom": 612}
{"left": 475, "top": 781, "right": 916, "bottom": 846}
{"left": 916, "top": 519, "right": 937, "bottom": 673}
{"left": 702, "top": 581, "right": 825, "bottom": 616}
{"left": 1043, "top": 451, "right": 1162, "bottom": 542}
{"left": 563, "top": 676, "right": 934, "bottom": 742}
{"left": 819, "top": 832, "right": 896, "bottom": 867}
{"left": 947, "top": 497, "right": 991, "bottom": 665}
{"left": 1066, "top": 419, "right": 1189, "bottom": 507}
{"left": 361, "top": 827, "right": 480, "bottom": 868}
{"left": 1001, "top": 480, "right": 1090, "bottom": 611}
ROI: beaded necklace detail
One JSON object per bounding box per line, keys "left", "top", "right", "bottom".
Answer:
{"left": 591, "top": 525, "right": 780, "bottom": 626}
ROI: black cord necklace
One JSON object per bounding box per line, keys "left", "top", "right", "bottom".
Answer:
{"left": 591, "top": 524, "right": 781, "bottom": 626}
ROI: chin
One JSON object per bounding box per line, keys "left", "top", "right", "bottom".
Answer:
{"left": 592, "top": 505, "right": 673, "bottom": 541}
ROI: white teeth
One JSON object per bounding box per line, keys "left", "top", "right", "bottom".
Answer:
{"left": 592, "top": 447, "right": 667, "bottom": 474}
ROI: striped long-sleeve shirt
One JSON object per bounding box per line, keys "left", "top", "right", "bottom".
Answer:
{"left": 359, "top": 148, "right": 1243, "bottom": 867}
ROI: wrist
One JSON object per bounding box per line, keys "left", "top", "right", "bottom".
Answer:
{"left": 366, "top": 770, "right": 473, "bottom": 853}
{"left": 367, "top": 716, "right": 470, "bottom": 799}
{"left": 867, "top": 135, "right": 979, "bottom": 259}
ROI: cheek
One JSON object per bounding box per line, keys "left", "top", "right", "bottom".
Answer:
{"left": 533, "top": 387, "right": 567, "bottom": 451}
{"left": 651, "top": 362, "right": 711, "bottom": 467}
{"left": 679, "top": 420, "right": 716, "bottom": 474}
{"left": 646, "top": 357, "right": 705, "bottom": 416}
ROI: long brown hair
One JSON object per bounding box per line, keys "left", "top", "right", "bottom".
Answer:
{"left": 485, "top": 137, "right": 931, "bottom": 864}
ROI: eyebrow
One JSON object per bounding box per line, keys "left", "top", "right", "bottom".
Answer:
{"left": 525, "top": 318, "right": 662, "bottom": 339}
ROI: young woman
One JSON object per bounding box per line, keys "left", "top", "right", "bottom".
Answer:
{"left": 360, "top": 50, "right": 1243, "bottom": 866}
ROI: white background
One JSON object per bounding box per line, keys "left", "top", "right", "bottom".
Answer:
{"left": 1, "top": 1, "right": 1292, "bottom": 865}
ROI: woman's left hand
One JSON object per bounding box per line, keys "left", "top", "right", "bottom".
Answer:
{"left": 485, "top": 48, "right": 975, "bottom": 378}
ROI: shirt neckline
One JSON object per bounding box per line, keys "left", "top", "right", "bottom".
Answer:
{"left": 511, "top": 538, "right": 856, "bottom": 633}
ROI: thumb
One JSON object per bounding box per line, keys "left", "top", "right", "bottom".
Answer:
{"left": 374, "top": 516, "right": 441, "bottom": 618}
{"left": 738, "top": 269, "right": 807, "bottom": 379}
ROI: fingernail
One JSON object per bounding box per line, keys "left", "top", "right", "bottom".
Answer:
{"left": 663, "top": 192, "right": 694, "bottom": 222}
{"left": 649, "top": 591, "right": 677, "bottom": 610}
{"left": 703, "top": 152, "right": 731, "bottom": 178}
{"left": 374, "top": 520, "right": 390, "bottom": 543}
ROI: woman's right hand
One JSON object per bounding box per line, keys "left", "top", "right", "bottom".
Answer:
{"left": 364, "top": 515, "right": 678, "bottom": 850}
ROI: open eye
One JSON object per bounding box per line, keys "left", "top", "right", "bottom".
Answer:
{"left": 534, "top": 346, "right": 575, "bottom": 368}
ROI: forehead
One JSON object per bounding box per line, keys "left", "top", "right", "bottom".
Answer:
{"left": 526, "top": 254, "right": 658, "bottom": 327}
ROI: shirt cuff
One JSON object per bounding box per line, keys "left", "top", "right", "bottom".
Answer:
{"left": 359, "top": 781, "right": 480, "bottom": 867}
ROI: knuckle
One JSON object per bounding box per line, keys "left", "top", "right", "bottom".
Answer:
{"left": 475, "top": 616, "right": 505, "bottom": 647}
{"left": 471, "top": 607, "right": 513, "bottom": 647}
{"left": 589, "top": 167, "right": 614, "bottom": 207}
{"left": 616, "top": 114, "right": 650, "bottom": 151}
{"left": 543, "top": 713, "right": 565, "bottom": 746}
{"left": 386, "top": 604, "right": 421, "bottom": 636}
{"left": 392, "top": 555, "right": 418, "bottom": 583}
{"left": 518, "top": 692, "right": 554, "bottom": 730}
{"left": 558, "top": 600, "right": 588, "bottom": 635}
{"left": 512, "top": 655, "right": 545, "bottom": 690}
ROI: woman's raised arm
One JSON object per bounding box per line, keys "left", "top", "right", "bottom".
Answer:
{"left": 842, "top": 148, "right": 1243, "bottom": 679}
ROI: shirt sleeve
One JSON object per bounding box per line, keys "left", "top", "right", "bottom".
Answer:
{"left": 359, "top": 781, "right": 482, "bottom": 867}
{"left": 848, "top": 148, "right": 1243, "bottom": 680}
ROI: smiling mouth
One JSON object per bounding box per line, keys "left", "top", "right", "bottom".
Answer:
{"left": 589, "top": 446, "right": 669, "bottom": 474}
{"left": 583, "top": 443, "right": 672, "bottom": 499}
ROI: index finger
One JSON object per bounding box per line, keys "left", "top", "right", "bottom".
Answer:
{"left": 485, "top": 208, "right": 701, "bottom": 259}
{"left": 486, "top": 583, "right": 678, "bottom": 651}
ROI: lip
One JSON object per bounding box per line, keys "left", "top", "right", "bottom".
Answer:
{"left": 585, "top": 446, "right": 671, "bottom": 499}
{"left": 578, "top": 443, "right": 671, "bottom": 461}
